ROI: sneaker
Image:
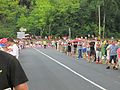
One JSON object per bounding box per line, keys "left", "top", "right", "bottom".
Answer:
{"left": 106, "top": 66, "right": 110, "bottom": 69}
{"left": 114, "top": 68, "right": 118, "bottom": 70}
{"left": 113, "top": 66, "right": 118, "bottom": 70}
{"left": 96, "top": 61, "right": 99, "bottom": 64}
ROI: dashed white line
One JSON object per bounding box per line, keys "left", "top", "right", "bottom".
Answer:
{"left": 33, "top": 48, "right": 107, "bottom": 90}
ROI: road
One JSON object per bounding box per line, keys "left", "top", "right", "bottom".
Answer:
{"left": 19, "top": 47, "right": 120, "bottom": 90}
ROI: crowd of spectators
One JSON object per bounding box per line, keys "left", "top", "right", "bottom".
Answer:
{"left": 0, "top": 37, "right": 120, "bottom": 70}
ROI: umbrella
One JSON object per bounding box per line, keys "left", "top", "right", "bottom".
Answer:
{"left": 0, "top": 38, "right": 7, "bottom": 44}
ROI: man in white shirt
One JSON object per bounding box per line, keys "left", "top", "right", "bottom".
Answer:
{"left": 7, "top": 38, "right": 19, "bottom": 59}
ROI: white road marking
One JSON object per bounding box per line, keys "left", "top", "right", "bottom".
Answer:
{"left": 34, "top": 48, "right": 107, "bottom": 90}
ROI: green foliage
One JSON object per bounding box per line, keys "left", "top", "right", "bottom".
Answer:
{"left": 0, "top": 0, "right": 120, "bottom": 38}
{"left": 0, "top": 0, "right": 20, "bottom": 38}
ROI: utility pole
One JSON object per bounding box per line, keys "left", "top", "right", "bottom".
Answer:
{"left": 98, "top": 5, "right": 101, "bottom": 40}
{"left": 103, "top": 0, "right": 106, "bottom": 39}
{"left": 49, "top": 24, "right": 51, "bottom": 36}
{"left": 69, "top": 27, "right": 71, "bottom": 39}
{"left": 41, "top": 29, "right": 44, "bottom": 37}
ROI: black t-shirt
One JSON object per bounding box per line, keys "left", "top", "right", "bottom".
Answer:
{"left": 89, "top": 42, "right": 95, "bottom": 51}
{"left": 0, "top": 50, "right": 28, "bottom": 90}
{"left": 74, "top": 43, "right": 77, "bottom": 48}
{"left": 67, "top": 43, "right": 71, "bottom": 52}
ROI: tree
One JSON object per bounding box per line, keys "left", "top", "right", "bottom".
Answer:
{"left": 0, "top": 0, "right": 120, "bottom": 38}
{"left": 0, "top": 0, "right": 20, "bottom": 38}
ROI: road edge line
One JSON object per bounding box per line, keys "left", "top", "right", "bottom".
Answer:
{"left": 33, "top": 48, "right": 107, "bottom": 90}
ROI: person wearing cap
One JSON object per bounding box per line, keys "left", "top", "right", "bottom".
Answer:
{"left": 7, "top": 38, "right": 19, "bottom": 59}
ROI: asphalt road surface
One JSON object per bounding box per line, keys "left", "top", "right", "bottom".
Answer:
{"left": 19, "top": 47, "right": 120, "bottom": 90}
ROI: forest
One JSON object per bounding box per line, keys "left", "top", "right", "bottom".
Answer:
{"left": 0, "top": 0, "right": 120, "bottom": 38}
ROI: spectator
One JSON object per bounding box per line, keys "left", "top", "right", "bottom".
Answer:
{"left": 77, "top": 42, "right": 83, "bottom": 59}
{"left": 0, "top": 50, "right": 28, "bottom": 90}
{"left": 7, "top": 38, "right": 19, "bottom": 59}
{"left": 89, "top": 41, "right": 96, "bottom": 62}
{"left": 96, "top": 41, "right": 102, "bottom": 64}
{"left": 43, "top": 40, "right": 47, "bottom": 49}
{"left": 117, "top": 47, "right": 120, "bottom": 69}
{"left": 67, "top": 42, "right": 72, "bottom": 56}
{"left": 106, "top": 41, "right": 119, "bottom": 70}
{"left": 86, "top": 42, "right": 90, "bottom": 62}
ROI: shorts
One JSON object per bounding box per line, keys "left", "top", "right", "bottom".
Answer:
{"left": 109, "top": 55, "right": 117, "bottom": 64}
{"left": 83, "top": 48, "right": 87, "bottom": 53}
{"left": 90, "top": 50, "right": 95, "bottom": 56}
{"left": 96, "top": 51, "right": 102, "bottom": 58}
